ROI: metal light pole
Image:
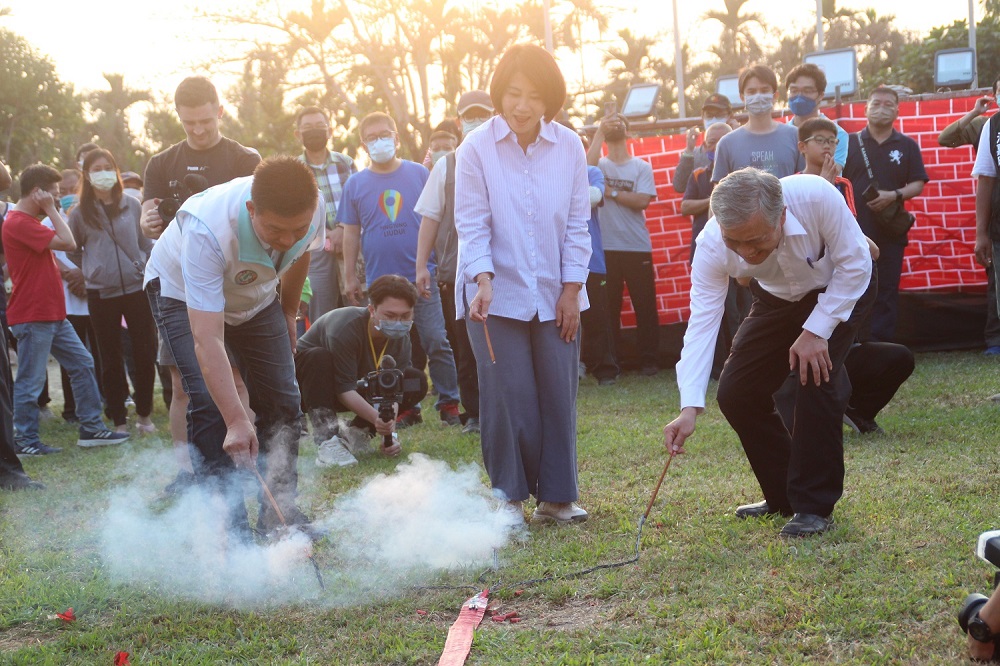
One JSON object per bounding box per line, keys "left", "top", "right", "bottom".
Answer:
{"left": 816, "top": 0, "right": 824, "bottom": 51}
{"left": 970, "top": 0, "right": 978, "bottom": 88}
{"left": 673, "top": 0, "right": 685, "bottom": 118}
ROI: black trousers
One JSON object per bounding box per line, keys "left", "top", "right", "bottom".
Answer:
{"left": 0, "top": 328, "right": 28, "bottom": 479}
{"left": 439, "top": 281, "right": 480, "bottom": 417}
{"left": 774, "top": 341, "right": 915, "bottom": 430}
{"left": 717, "top": 272, "right": 876, "bottom": 516}
{"left": 294, "top": 346, "right": 428, "bottom": 438}
{"left": 605, "top": 250, "right": 660, "bottom": 368}
{"left": 580, "top": 272, "right": 619, "bottom": 380}
{"left": 985, "top": 265, "right": 1000, "bottom": 347}
{"left": 87, "top": 289, "right": 158, "bottom": 424}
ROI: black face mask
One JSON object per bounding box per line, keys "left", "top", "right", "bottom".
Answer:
{"left": 301, "top": 128, "right": 329, "bottom": 152}
{"left": 605, "top": 128, "right": 626, "bottom": 142}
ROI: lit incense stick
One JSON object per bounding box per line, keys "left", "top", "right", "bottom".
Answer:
{"left": 483, "top": 320, "right": 496, "bottom": 363}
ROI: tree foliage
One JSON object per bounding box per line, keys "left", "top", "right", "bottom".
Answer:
{"left": 0, "top": 28, "right": 84, "bottom": 177}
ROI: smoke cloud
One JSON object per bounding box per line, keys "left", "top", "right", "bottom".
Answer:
{"left": 99, "top": 452, "right": 523, "bottom": 607}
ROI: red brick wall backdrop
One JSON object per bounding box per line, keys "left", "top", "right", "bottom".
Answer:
{"left": 623, "top": 92, "right": 983, "bottom": 330}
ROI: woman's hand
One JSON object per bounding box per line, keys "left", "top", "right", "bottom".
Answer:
{"left": 469, "top": 275, "right": 492, "bottom": 322}
{"left": 555, "top": 283, "right": 582, "bottom": 342}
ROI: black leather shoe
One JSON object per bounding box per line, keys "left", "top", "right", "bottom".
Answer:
{"left": 779, "top": 513, "right": 832, "bottom": 537}
{"left": 735, "top": 500, "right": 789, "bottom": 519}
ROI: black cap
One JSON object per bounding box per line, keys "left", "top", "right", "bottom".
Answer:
{"left": 702, "top": 93, "right": 732, "bottom": 114}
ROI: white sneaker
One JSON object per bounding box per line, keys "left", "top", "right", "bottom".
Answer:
{"left": 531, "top": 501, "right": 589, "bottom": 525}
{"left": 316, "top": 435, "right": 358, "bottom": 468}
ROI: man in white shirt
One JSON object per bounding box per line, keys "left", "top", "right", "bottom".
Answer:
{"left": 663, "top": 168, "right": 874, "bottom": 538}
{"left": 972, "top": 113, "right": 1000, "bottom": 402}
{"left": 144, "top": 156, "right": 324, "bottom": 539}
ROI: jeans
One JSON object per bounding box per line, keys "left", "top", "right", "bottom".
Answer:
{"left": 146, "top": 280, "right": 303, "bottom": 528}
{"left": 413, "top": 279, "right": 460, "bottom": 408}
{"left": 993, "top": 241, "right": 1000, "bottom": 320}
{"left": 60, "top": 314, "right": 102, "bottom": 421}
{"left": 11, "top": 320, "right": 106, "bottom": 446}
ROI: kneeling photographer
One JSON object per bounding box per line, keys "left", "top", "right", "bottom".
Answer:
{"left": 294, "top": 274, "right": 427, "bottom": 467}
{"left": 960, "top": 531, "right": 1000, "bottom": 661}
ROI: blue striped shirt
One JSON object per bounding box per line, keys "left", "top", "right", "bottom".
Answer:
{"left": 454, "top": 116, "right": 591, "bottom": 321}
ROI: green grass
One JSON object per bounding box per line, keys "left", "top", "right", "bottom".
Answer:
{"left": 1, "top": 351, "right": 998, "bottom": 664}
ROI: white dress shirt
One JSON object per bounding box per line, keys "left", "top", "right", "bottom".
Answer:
{"left": 677, "top": 174, "right": 872, "bottom": 409}
{"left": 454, "top": 115, "right": 591, "bottom": 321}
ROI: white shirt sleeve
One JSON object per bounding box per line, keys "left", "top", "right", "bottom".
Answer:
{"left": 675, "top": 228, "right": 731, "bottom": 409}
{"left": 181, "top": 217, "right": 227, "bottom": 313}
{"left": 414, "top": 157, "right": 448, "bottom": 221}
{"left": 972, "top": 125, "right": 997, "bottom": 178}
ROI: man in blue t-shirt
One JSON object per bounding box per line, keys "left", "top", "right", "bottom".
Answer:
{"left": 339, "top": 112, "right": 461, "bottom": 426}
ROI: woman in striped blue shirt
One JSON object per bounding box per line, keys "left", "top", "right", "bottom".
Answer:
{"left": 454, "top": 44, "right": 593, "bottom": 526}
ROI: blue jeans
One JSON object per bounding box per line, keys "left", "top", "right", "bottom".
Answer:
{"left": 11, "top": 320, "right": 106, "bottom": 446}
{"left": 146, "top": 280, "right": 303, "bottom": 522}
{"left": 413, "top": 279, "right": 460, "bottom": 407}
{"left": 993, "top": 241, "right": 1000, "bottom": 320}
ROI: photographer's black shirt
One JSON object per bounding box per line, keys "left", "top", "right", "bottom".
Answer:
{"left": 842, "top": 128, "right": 929, "bottom": 246}
{"left": 143, "top": 137, "right": 261, "bottom": 203}
{"left": 296, "top": 306, "right": 411, "bottom": 395}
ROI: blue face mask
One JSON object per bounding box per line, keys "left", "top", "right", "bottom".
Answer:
{"left": 788, "top": 94, "right": 818, "bottom": 117}
{"left": 705, "top": 150, "right": 716, "bottom": 163}
{"left": 431, "top": 150, "right": 450, "bottom": 166}
{"left": 60, "top": 194, "right": 78, "bottom": 211}
{"left": 375, "top": 318, "right": 412, "bottom": 339}
{"left": 366, "top": 137, "right": 397, "bottom": 164}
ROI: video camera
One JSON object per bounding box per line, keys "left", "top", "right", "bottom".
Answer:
{"left": 356, "top": 355, "right": 420, "bottom": 449}
{"left": 157, "top": 173, "right": 209, "bottom": 224}
{"left": 958, "top": 531, "right": 1000, "bottom": 655}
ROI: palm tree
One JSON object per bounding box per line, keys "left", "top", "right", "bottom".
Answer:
{"left": 701, "top": 0, "right": 766, "bottom": 75}
{"left": 87, "top": 73, "right": 152, "bottom": 171}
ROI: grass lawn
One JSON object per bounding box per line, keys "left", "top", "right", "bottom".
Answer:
{"left": 1, "top": 350, "right": 998, "bottom": 664}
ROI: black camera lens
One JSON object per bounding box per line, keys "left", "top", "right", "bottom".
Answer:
{"left": 157, "top": 198, "right": 181, "bottom": 223}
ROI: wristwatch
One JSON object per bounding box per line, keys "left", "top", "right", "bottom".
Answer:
{"left": 610, "top": 190, "right": 619, "bottom": 200}
{"left": 969, "top": 612, "right": 999, "bottom": 643}
{"left": 894, "top": 189, "right": 903, "bottom": 202}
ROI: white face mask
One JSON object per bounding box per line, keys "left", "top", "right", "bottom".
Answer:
{"left": 89, "top": 170, "right": 118, "bottom": 191}
{"left": 366, "top": 137, "right": 397, "bottom": 164}
{"left": 744, "top": 93, "right": 775, "bottom": 116}
{"left": 703, "top": 116, "right": 727, "bottom": 129}
{"left": 461, "top": 119, "right": 487, "bottom": 136}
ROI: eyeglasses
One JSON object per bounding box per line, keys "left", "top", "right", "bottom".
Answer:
{"left": 300, "top": 124, "right": 330, "bottom": 132}
{"left": 363, "top": 130, "right": 396, "bottom": 144}
{"left": 804, "top": 136, "right": 838, "bottom": 147}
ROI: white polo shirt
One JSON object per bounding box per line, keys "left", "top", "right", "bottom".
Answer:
{"left": 145, "top": 176, "right": 325, "bottom": 325}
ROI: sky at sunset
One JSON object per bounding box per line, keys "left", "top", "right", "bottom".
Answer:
{"left": 4, "top": 0, "right": 976, "bottom": 104}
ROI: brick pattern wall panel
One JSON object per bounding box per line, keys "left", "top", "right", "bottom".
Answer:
{"left": 616, "top": 92, "right": 986, "bottom": 329}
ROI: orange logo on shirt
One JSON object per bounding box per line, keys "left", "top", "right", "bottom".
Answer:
{"left": 235, "top": 269, "right": 258, "bottom": 285}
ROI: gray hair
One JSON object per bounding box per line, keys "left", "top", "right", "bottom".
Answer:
{"left": 710, "top": 168, "right": 784, "bottom": 229}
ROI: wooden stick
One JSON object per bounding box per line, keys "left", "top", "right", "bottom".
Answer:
{"left": 253, "top": 467, "right": 286, "bottom": 526}
{"left": 483, "top": 319, "right": 496, "bottom": 364}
